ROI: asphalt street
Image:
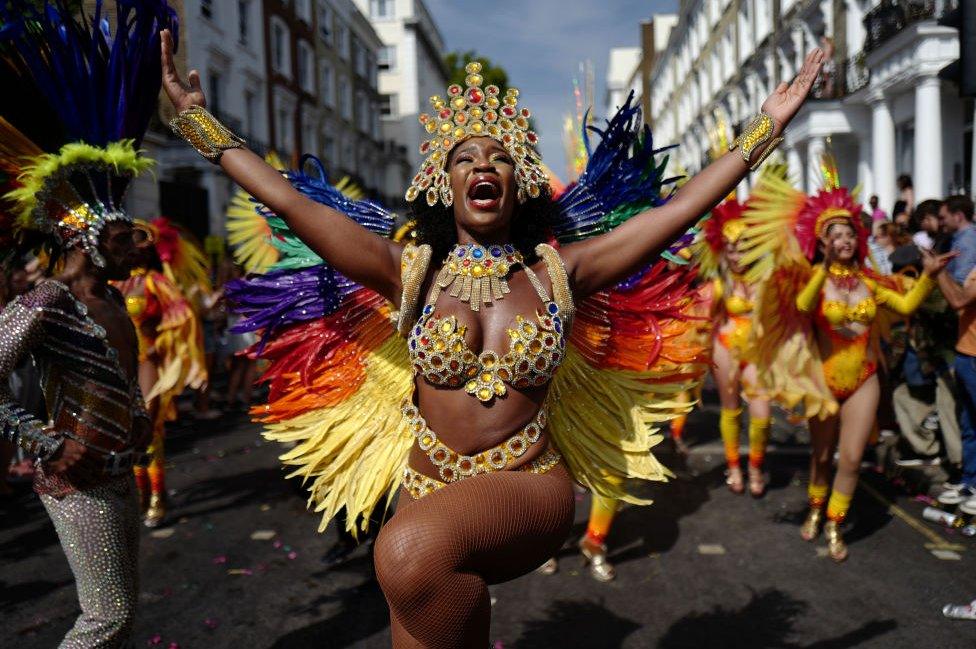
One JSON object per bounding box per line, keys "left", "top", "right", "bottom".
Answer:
{"left": 3, "top": 398, "right": 976, "bottom": 648}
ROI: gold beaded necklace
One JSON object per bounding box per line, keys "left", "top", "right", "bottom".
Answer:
{"left": 432, "top": 243, "right": 523, "bottom": 312}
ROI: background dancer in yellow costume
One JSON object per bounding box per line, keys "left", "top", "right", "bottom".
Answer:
{"left": 739, "top": 157, "right": 954, "bottom": 562}
{"left": 114, "top": 217, "right": 207, "bottom": 526}
{"left": 163, "top": 29, "right": 823, "bottom": 645}
{"left": 692, "top": 197, "right": 772, "bottom": 496}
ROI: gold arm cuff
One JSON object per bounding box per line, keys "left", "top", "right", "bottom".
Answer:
{"left": 729, "top": 112, "right": 778, "bottom": 166}
{"left": 749, "top": 136, "right": 783, "bottom": 170}
{"left": 169, "top": 106, "right": 245, "bottom": 162}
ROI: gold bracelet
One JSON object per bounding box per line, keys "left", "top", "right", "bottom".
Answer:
{"left": 729, "top": 112, "right": 779, "bottom": 169}
{"left": 169, "top": 106, "right": 245, "bottom": 162}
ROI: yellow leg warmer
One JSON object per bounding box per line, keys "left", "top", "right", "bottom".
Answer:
{"left": 748, "top": 416, "right": 771, "bottom": 469}
{"left": 826, "top": 491, "right": 853, "bottom": 522}
{"left": 808, "top": 483, "right": 829, "bottom": 509}
{"left": 584, "top": 494, "right": 619, "bottom": 545}
{"left": 720, "top": 407, "right": 742, "bottom": 468}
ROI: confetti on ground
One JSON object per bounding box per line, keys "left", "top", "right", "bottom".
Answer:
{"left": 147, "top": 634, "right": 162, "bottom": 645}
{"left": 260, "top": 504, "right": 271, "bottom": 512}
{"left": 203, "top": 618, "right": 219, "bottom": 629}
{"left": 250, "top": 530, "right": 277, "bottom": 541}
{"left": 697, "top": 544, "right": 726, "bottom": 555}
{"left": 287, "top": 551, "right": 297, "bottom": 560}
{"left": 227, "top": 568, "right": 254, "bottom": 576}
{"left": 816, "top": 547, "right": 830, "bottom": 558}
{"left": 931, "top": 549, "right": 962, "bottom": 561}
{"left": 273, "top": 540, "right": 283, "bottom": 549}
{"left": 212, "top": 555, "right": 227, "bottom": 565}
{"left": 150, "top": 528, "right": 175, "bottom": 539}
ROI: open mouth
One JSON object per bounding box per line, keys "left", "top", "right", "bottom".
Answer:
{"left": 467, "top": 176, "right": 501, "bottom": 210}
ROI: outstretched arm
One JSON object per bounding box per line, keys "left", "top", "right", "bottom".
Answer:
{"left": 160, "top": 30, "right": 402, "bottom": 303}
{"left": 561, "top": 49, "right": 825, "bottom": 296}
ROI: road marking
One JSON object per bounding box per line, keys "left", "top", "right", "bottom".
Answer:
{"left": 859, "top": 481, "right": 965, "bottom": 553}
{"left": 930, "top": 549, "right": 963, "bottom": 561}
{"left": 697, "top": 544, "right": 726, "bottom": 555}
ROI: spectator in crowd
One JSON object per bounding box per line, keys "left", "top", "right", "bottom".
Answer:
{"left": 867, "top": 217, "right": 895, "bottom": 275}
{"left": 910, "top": 199, "right": 945, "bottom": 251}
{"left": 869, "top": 194, "right": 888, "bottom": 223}
{"left": 897, "top": 174, "right": 915, "bottom": 216}
{"left": 891, "top": 199, "right": 910, "bottom": 230}
{"left": 218, "top": 257, "right": 257, "bottom": 411}
{"left": 934, "top": 195, "right": 976, "bottom": 513}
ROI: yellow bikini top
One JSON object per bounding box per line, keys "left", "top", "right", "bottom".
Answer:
{"left": 819, "top": 296, "right": 877, "bottom": 326}
{"left": 407, "top": 251, "right": 568, "bottom": 403}
{"left": 714, "top": 278, "right": 753, "bottom": 315}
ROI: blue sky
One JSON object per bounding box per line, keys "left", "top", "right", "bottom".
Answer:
{"left": 424, "top": 0, "right": 678, "bottom": 183}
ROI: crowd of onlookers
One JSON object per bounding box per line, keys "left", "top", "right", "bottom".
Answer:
{"left": 859, "top": 175, "right": 976, "bottom": 516}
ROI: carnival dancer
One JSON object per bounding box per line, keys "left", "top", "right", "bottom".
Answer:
{"left": 0, "top": 1, "right": 176, "bottom": 644}
{"left": 693, "top": 198, "right": 773, "bottom": 496}
{"left": 739, "top": 159, "right": 954, "bottom": 562}
{"left": 162, "top": 29, "right": 823, "bottom": 645}
{"left": 114, "top": 217, "right": 207, "bottom": 526}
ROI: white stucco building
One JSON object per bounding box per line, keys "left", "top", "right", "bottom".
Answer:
{"left": 606, "top": 47, "right": 643, "bottom": 119}
{"left": 130, "top": 0, "right": 270, "bottom": 240}
{"left": 354, "top": 0, "right": 448, "bottom": 206}
{"left": 648, "top": 0, "right": 974, "bottom": 210}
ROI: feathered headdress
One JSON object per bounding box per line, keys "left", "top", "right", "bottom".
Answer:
{"left": 137, "top": 217, "right": 211, "bottom": 295}
{"left": 0, "top": 0, "right": 177, "bottom": 266}
{"left": 794, "top": 155, "right": 865, "bottom": 262}
{"left": 690, "top": 199, "right": 745, "bottom": 279}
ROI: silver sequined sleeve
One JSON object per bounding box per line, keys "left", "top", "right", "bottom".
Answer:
{"left": 0, "top": 297, "right": 62, "bottom": 459}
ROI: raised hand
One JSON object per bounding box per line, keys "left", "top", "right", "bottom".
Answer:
{"left": 920, "top": 247, "right": 958, "bottom": 276}
{"left": 761, "top": 48, "right": 825, "bottom": 131}
{"left": 160, "top": 29, "right": 206, "bottom": 112}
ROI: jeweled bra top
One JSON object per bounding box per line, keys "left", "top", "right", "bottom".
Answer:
{"left": 407, "top": 245, "right": 568, "bottom": 402}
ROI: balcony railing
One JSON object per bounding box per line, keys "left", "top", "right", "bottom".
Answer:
{"left": 863, "top": 0, "right": 958, "bottom": 52}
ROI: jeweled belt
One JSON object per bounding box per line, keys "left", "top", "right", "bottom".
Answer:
{"left": 401, "top": 448, "right": 562, "bottom": 501}
{"left": 401, "top": 401, "right": 548, "bottom": 483}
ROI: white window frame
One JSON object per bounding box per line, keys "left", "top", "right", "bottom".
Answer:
{"left": 338, "top": 76, "right": 352, "bottom": 120}
{"left": 380, "top": 92, "right": 398, "bottom": 118}
{"left": 271, "top": 17, "right": 291, "bottom": 78}
{"left": 370, "top": 0, "right": 394, "bottom": 19}
{"left": 378, "top": 45, "right": 396, "bottom": 72}
{"left": 335, "top": 22, "right": 348, "bottom": 61}
{"left": 297, "top": 40, "right": 315, "bottom": 93}
{"left": 237, "top": 0, "right": 250, "bottom": 45}
{"left": 320, "top": 61, "right": 335, "bottom": 108}
{"left": 296, "top": 0, "right": 313, "bottom": 24}
{"left": 318, "top": 1, "right": 333, "bottom": 44}
{"left": 201, "top": 0, "right": 215, "bottom": 20}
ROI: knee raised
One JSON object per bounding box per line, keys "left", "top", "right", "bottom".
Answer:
{"left": 374, "top": 522, "right": 447, "bottom": 612}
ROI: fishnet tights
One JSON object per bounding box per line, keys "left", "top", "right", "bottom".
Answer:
{"left": 375, "top": 463, "right": 574, "bottom": 648}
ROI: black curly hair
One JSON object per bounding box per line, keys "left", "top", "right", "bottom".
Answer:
{"left": 410, "top": 187, "right": 559, "bottom": 265}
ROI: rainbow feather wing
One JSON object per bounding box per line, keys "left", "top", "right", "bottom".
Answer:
{"left": 550, "top": 261, "right": 710, "bottom": 502}
{"left": 225, "top": 155, "right": 410, "bottom": 535}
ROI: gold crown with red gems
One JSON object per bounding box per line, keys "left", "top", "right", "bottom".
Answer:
{"left": 405, "top": 61, "right": 549, "bottom": 208}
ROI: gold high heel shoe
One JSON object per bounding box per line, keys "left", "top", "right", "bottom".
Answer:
{"left": 800, "top": 507, "right": 823, "bottom": 541}
{"left": 823, "top": 520, "right": 848, "bottom": 562}
{"left": 726, "top": 466, "right": 744, "bottom": 495}
{"left": 144, "top": 492, "right": 166, "bottom": 528}
{"left": 579, "top": 536, "right": 615, "bottom": 582}
{"left": 748, "top": 466, "right": 766, "bottom": 498}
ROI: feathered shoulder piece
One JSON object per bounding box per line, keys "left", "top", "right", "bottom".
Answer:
{"left": 0, "top": 0, "right": 176, "bottom": 264}
{"left": 544, "top": 93, "right": 710, "bottom": 503}
{"left": 144, "top": 217, "right": 212, "bottom": 297}
{"left": 225, "top": 155, "right": 408, "bottom": 535}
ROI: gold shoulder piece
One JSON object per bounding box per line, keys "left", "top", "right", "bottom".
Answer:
{"left": 535, "top": 243, "right": 574, "bottom": 326}
{"left": 396, "top": 243, "right": 432, "bottom": 336}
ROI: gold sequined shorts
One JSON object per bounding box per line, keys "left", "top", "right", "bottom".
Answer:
{"left": 401, "top": 448, "right": 563, "bottom": 500}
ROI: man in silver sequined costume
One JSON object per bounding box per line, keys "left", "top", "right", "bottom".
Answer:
{"left": 0, "top": 1, "right": 179, "bottom": 645}
{"left": 0, "top": 221, "right": 153, "bottom": 647}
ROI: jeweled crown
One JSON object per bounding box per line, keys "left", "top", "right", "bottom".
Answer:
{"left": 405, "top": 61, "right": 548, "bottom": 208}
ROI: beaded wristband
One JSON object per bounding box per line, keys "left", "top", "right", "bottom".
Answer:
{"left": 169, "top": 106, "right": 245, "bottom": 162}
{"left": 729, "top": 112, "right": 783, "bottom": 170}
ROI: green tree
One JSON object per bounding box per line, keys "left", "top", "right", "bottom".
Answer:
{"left": 444, "top": 51, "right": 509, "bottom": 90}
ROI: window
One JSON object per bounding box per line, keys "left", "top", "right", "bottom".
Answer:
{"left": 302, "top": 111, "right": 317, "bottom": 156}
{"left": 244, "top": 90, "right": 257, "bottom": 134}
{"left": 208, "top": 71, "right": 224, "bottom": 115}
{"left": 277, "top": 107, "right": 292, "bottom": 154}
{"left": 338, "top": 77, "right": 352, "bottom": 120}
{"left": 201, "top": 0, "right": 214, "bottom": 19}
{"left": 380, "top": 93, "right": 398, "bottom": 118}
{"left": 318, "top": 2, "right": 333, "bottom": 44}
{"left": 271, "top": 18, "right": 291, "bottom": 77}
{"left": 296, "top": 0, "right": 312, "bottom": 23}
{"left": 335, "top": 22, "right": 348, "bottom": 60}
{"left": 321, "top": 62, "right": 334, "bottom": 107}
{"left": 237, "top": 0, "right": 250, "bottom": 45}
{"left": 378, "top": 45, "right": 396, "bottom": 71}
{"left": 353, "top": 39, "right": 367, "bottom": 78}
{"left": 356, "top": 90, "right": 369, "bottom": 132}
{"left": 367, "top": 53, "right": 377, "bottom": 88}
{"left": 322, "top": 128, "right": 337, "bottom": 164}
{"left": 297, "top": 40, "right": 315, "bottom": 93}
{"left": 370, "top": 0, "right": 394, "bottom": 19}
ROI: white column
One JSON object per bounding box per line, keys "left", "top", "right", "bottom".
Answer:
{"left": 807, "top": 136, "right": 826, "bottom": 194}
{"left": 857, "top": 135, "right": 874, "bottom": 201}
{"left": 786, "top": 145, "right": 803, "bottom": 186}
{"left": 870, "top": 92, "right": 897, "bottom": 212}
{"left": 913, "top": 75, "right": 943, "bottom": 201}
